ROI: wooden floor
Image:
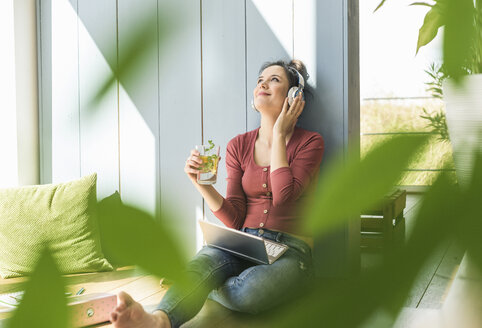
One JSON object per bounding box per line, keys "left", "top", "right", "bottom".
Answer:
{"left": 395, "top": 194, "right": 464, "bottom": 310}
{"left": 0, "top": 194, "right": 464, "bottom": 328}
{"left": 361, "top": 194, "right": 465, "bottom": 327}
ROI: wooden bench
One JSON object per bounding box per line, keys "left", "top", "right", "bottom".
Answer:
{"left": 0, "top": 267, "right": 166, "bottom": 327}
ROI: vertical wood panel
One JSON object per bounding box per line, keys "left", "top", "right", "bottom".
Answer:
{"left": 14, "top": 0, "right": 40, "bottom": 186}
{"left": 294, "top": 0, "right": 322, "bottom": 134}
{"left": 246, "top": 0, "right": 293, "bottom": 130}
{"left": 294, "top": 0, "right": 359, "bottom": 277}
{"left": 293, "top": 0, "right": 316, "bottom": 84}
{"left": 306, "top": 0, "right": 347, "bottom": 278}
{"left": 158, "top": 0, "right": 202, "bottom": 256}
{"left": 202, "top": 0, "right": 246, "bottom": 228}
{"left": 118, "top": 0, "right": 159, "bottom": 215}
{"left": 50, "top": 0, "right": 80, "bottom": 183}
{"left": 38, "top": 0, "right": 52, "bottom": 184}
{"left": 78, "top": 0, "right": 119, "bottom": 199}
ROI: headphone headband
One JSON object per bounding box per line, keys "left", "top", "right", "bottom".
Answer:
{"left": 288, "top": 67, "right": 305, "bottom": 90}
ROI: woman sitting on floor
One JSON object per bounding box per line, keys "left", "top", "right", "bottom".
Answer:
{"left": 110, "top": 59, "right": 324, "bottom": 328}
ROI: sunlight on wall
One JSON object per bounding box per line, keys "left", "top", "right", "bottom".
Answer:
{"left": 0, "top": 0, "right": 19, "bottom": 188}
{"left": 51, "top": 0, "right": 80, "bottom": 182}
{"left": 119, "top": 84, "right": 157, "bottom": 216}
{"left": 78, "top": 13, "right": 119, "bottom": 199}
{"left": 294, "top": 0, "right": 317, "bottom": 87}
{"left": 252, "top": 0, "right": 293, "bottom": 57}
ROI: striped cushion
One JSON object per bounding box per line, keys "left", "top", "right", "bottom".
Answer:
{"left": 0, "top": 174, "right": 112, "bottom": 278}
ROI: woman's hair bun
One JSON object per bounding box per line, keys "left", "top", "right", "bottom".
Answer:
{"left": 289, "top": 59, "right": 309, "bottom": 83}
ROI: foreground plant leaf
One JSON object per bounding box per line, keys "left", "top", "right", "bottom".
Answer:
{"left": 7, "top": 246, "right": 67, "bottom": 328}
{"left": 412, "top": 1, "right": 444, "bottom": 54}
{"left": 456, "top": 151, "right": 482, "bottom": 272}
{"left": 98, "top": 195, "right": 189, "bottom": 288}
{"left": 92, "top": 7, "right": 177, "bottom": 105}
{"left": 302, "top": 135, "right": 428, "bottom": 236}
{"left": 259, "top": 173, "right": 460, "bottom": 328}
{"left": 373, "top": 0, "right": 387, "bottom": 12}
{"left": 443, "top": 0, "right": 475, "bottom": 81}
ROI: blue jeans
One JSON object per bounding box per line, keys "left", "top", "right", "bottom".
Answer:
{"left": 155, "top": 227, "right": 314, "bottom": 328}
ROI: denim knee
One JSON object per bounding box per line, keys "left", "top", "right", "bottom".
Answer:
{"left": 185, "top": 246, "right": 231, "bottom": 278}
{"left": 208, "top": 267, "right": 272, "bottom": 314}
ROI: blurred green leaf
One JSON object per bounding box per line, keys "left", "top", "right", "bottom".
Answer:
{"left": 443, "top": 0, "right": 475, "bottom": 81}
{"left": 6, "top": 246, "right": 68, "bottom": 328}
{"left": 302, "top": 135, "right": 428, "bottom": 236}
{"left": 413, "top": 2, "right": 444, "bottom": 54}
{"left": 92, "top": 9, "right": 177, "bottom": 105}
{"left": 409, "top": 2, "right": 433, "bottom": 8}
{"left": 373, "top": 0, "right": 388, "bottom": 12}
{"left": 98, "top": 196, "right": 189, "bottom": 288}
{"left": 261, "top": 173, "right": 459, "bottom": 328}
{"left": 455, "top": 151, "right": 482, "bottom": 272}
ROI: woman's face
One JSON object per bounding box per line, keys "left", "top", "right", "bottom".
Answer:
{"left": 253, "top": 65, "right": 290, "bottom": 114}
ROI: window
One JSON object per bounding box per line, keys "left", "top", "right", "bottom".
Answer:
{"left": 360, "top": 0, "right": 455, "bottom": 186}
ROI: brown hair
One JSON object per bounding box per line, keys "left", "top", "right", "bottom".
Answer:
{"left": 259, "top": 59, "right": 310, "bottom": 91}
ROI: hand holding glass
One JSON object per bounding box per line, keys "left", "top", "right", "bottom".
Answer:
{"left": 195, "top": 141, "right": 220, "bottom": 185}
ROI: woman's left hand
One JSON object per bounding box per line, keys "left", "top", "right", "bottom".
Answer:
{"left": 273, "top": 93, "right": 305, "bottom": 138}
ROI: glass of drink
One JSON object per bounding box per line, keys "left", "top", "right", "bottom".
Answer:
{"left": 195, "top": 140, "right": 220, "bottom": 185}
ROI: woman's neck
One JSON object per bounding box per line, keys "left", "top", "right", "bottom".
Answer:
{"left": 258, "top": 116, "right": 293, "bottom": 147}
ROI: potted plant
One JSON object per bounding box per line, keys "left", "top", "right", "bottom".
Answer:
{"left": 376, "top": 0, "right": 482, "bottom": 187}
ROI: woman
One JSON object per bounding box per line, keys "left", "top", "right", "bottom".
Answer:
{"left": 110, "top": 59, "right": 324, "bottom": 328}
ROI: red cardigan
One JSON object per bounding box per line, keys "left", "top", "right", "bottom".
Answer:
{"left": 212, "top": 126, "right": 324, "bottom": 235}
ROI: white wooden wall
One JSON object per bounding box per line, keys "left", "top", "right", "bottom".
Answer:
{"left": 38, "top": 0, "right": 360, "bottom": 275}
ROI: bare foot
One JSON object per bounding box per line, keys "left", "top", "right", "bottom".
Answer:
{"left": 110, "top": 291, "right": 171, "bottom": 328}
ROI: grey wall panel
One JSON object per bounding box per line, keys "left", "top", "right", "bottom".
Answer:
{"left": 295, "top": 0, "right": 345, "bottom": 278}
{"left": 246, "top": 0, "right": 293, "bottom": 131}
{"left": 50, "top": 0, "right": 80, "bottom": 183}
{"left": 294, "top": 0, "right": 325, "bottom": 140}
{"left": 118, "top": 0, "right": 159, "bottom": 215}
{"left": 38, "top": 0, "right": 52, "bottom": 184}
{"left": 201, "top": 0, "right": 247, "bottom": 228}
{"left": 78, "top": 0, "right": 119, "bottom": 199}
{"left": 295, "top": 0, "right": 359, "bottom": 277}
{"left": 158, "top": 0, "right": 203, "bottom": 256}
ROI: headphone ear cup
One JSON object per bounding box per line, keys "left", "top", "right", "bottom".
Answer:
{"left": 287, "top": 87, "right": 298, "bottom": 106}
{"left": 251, "top": 99, "right": 257, "bottom": 111}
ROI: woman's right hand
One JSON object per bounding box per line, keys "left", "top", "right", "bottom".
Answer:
{"left": 184, "top": 149, "right": 203, "bottom": 183}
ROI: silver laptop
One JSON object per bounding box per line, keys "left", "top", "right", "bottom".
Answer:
{"left": 198, "top": 220, "right": 289, "bottom": 264}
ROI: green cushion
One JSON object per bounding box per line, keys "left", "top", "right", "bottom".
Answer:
{"left": 0, "top": 174, "right": 113, "bottom": 278}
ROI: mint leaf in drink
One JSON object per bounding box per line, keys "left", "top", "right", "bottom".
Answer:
{"left": 206, "top": 140, "right": 215, "bottom": 152}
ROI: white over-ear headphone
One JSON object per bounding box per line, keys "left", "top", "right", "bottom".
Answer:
{"left": 287, "top": 67, "right": 305, "bottom": 106}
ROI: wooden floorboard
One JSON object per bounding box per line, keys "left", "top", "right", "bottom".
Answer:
{"left": 404, "top": 241, "right": 450, "bottom": 308}
{"left": 401, "top": 194, "right": 464, "bottom": 310}
{"left": 417, "top": 241, "right": 465, "bottom": 309}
